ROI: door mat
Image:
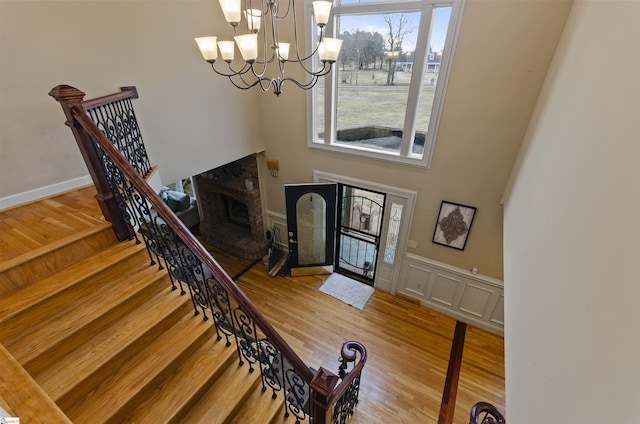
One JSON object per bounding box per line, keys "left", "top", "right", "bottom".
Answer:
{"left": 319, "top": 273, "right": 375, "bottom": 311}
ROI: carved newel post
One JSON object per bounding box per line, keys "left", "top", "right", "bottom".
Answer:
{"left": 310, "top": 367, "right": 340, "bottom": 424}
{"left": 49, "top": 85, "right": 133, "bottom": 241}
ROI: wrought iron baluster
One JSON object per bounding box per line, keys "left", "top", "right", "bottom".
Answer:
{"left": 53, "top": 85, "right": 369, "bottom": 424}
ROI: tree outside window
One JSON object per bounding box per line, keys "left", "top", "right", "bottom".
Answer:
{"left": 309, "top": 0, "right": 464, "bottom": 167}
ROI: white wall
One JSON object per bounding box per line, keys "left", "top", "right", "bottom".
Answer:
{"left": 0, "top": 0, "right": 263, "bottom": 204}
{"left": 503, "top": 1, "right": 640, "bottom": 421}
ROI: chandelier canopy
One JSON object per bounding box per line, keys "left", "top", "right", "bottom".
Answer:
{"left": 195, "top": 0, "right": 343, "bottom": 96}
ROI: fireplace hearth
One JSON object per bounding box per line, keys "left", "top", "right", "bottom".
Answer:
{"left": 195, "top": 154, "right": 269, "bottom": 261}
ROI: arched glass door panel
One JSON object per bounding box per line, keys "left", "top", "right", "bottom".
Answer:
{"left": 296, "top": 193, "right": 327, "bottom": 265}
{"left": 285, "top": 184, "right": 337, "bottom": 276}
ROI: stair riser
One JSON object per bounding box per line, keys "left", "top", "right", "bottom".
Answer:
{"left": 163, "top": 346, "right": 239, "bottom": 424}
{"left": 54, "top": 297, "right": 193, "bottom": 411}
{"left": 21, "top": 273, "right": 170, "bottom": 377}
{"left": 0, "top": 225, "right": 116, "bottom": 294}
{"left": 0, "top": 248, "right": 149, "bottom": 342}
{"left": 105, "top": 327, "right": 217, "bottom": 424}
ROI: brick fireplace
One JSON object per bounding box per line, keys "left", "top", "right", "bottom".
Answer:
{"left": 195, "top": 154, "right": 270, "bottom": 261}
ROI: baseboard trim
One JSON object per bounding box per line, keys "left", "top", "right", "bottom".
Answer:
{"left": 0, "top": 175, "right": 93, "bottom": 211}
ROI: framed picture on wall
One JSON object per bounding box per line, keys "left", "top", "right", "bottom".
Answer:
{"left": 432, "top": 201, "right": 477, "bottom": 250}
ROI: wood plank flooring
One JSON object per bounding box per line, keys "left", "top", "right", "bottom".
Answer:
{"left": 209, "top": 248, "right": 506, "bottom": 424}
{"left": 0, "top": 185, "right": 104, "bottom": 262}
{"left": 1, "top": 187, "right": 505, "bottom": 424}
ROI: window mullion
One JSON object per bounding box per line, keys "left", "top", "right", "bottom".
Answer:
{"left": 325, "top": 14, "right": 337, "bottom": 145}
{"left": 400, "top": 3, "right": 433, "bottom": 157}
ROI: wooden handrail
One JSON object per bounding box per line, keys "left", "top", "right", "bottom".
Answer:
{"left": 62, "top": 98, "right": 368, "bottom": 423}
{"left": 70, "top": 105, "right": 316, "bottom": 383}
{"left": 469, "top": 402, "right": 506, "bottom": 424}
{"left": 51, "top": 84, "right": 367, "bottom": 423}
{"left": 328, "top": 341, "right": 367, "bottom": 404}
{"left": 81, "top": 86, "right": 138, "bottom": 110}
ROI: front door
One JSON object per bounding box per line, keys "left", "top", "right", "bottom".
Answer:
{"left": 335, "top": 184, "right": 386, "bottom": 285}
{"left": 284, "top": 184, "right": 337, "bottom": 276}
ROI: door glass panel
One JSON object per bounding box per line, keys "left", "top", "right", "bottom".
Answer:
{"left": 384, "top": 202, "right": 403, "bottom": 264}
{"left": 296, "top": 193, "right": 327, "bottom": 265}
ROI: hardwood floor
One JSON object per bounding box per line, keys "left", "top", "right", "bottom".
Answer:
{"left": 1, "top": 187, "right": 505, "bottom": 423}
{"left": 0, "top": 185, "right": 105, "bottom": 262}
{"left": 209, "top": 248, "right": 506, "bottom": 424}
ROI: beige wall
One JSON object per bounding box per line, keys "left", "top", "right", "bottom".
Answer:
{"left": 503, "top": 0, "right": 640, "bottom": 420}
{"left": 258, "top": 0, "right": 572, "bottom": 280}
{"left": 0, "top": 0, "right": 262, "bottom": 200}
{"left": 0, "top": 0, "right": 573, "bottom": 281}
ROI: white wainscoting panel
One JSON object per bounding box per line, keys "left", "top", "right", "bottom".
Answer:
{"left": 429, "top": 271, "right": 464, "bottom": 307}
{"left": 264, "top": 212, "right": 505, "bottom": 335}
{"left": 399, "top": 254, "right": 504, "bottom": 335}
{"left": 403, "top": 264, "right": 432, "bottom": 298}
{"left": 490, "top": 294, "right": 505, "bottom": 327}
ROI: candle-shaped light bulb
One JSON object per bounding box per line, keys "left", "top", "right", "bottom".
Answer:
{"left": 195, "top": 36, "right": 218, "bottom": 62}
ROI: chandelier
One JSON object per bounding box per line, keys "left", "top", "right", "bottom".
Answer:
{"left": 195, "top": 0, "right": 343, "bottom": 96}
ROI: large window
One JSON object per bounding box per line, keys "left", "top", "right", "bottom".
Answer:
{"left": 307, "top": 0, "right": 464, "bottom": 167}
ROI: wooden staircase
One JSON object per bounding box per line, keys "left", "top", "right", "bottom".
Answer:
{"left": 0, "top": 194, "right": 301, "bottom": 423}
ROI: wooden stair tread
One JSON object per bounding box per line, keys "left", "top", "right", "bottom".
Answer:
{"left": 124, "top": 335, "right": 239, "bottom": 424}
{"left": 181, "top": 358, "right": 262, "bottom": 424}
{"left": 0, "top": 188, "right": 104, "bottom": 264}
{"left": 65, "top": 311, "right": 214, "bottom": 424}
{"left": 0, "top": 221, "right": 113, "bottom": 275}
{"left": 229, "top": 380, "right": 286, "bottom": 424}
{"left": 35, "top": 286, "right": 191, "bottom": 404}
{"left": 0, "top": 223, "right": 117, "bottom": 295}
{"left": 0, "top": 238, "right": 145, "bottom": 324}
{"left": 5, "top": 265, "right": 167, "bottom": 374}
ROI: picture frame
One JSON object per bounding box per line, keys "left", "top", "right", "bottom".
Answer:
{"left": 432, "top": 201, "right": 477, "bottom": 250}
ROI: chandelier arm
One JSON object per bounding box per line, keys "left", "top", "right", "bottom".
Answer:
{"left": 287, "top": 33, "right": 323, "bottom": 64}
{"left": 227, "top": 75, "right": 265, "bottom": 91}
{"left": 245, "top": 0, "right": 278, "bottom": 74}
{"left": 290, "top": 59, "right": 331, "bottom": 78}
{"left": 282, "top": 74, "right": 320, "bottom": 91}
{"left": 239, "top": 64, "right": 270, "bottom": 88}
{"left": 286, "top": 0, "right": 327, "bottom": 75}
{"left": 272, "top": 0, "right": 292, "bottom": 20}
{"left": 210, "top": 61, "right": 254, "bottom": 78}
{"left": 198, "top": 0, "right": 340, "bottom": 96}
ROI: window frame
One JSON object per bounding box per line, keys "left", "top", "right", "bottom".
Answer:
{"left": 306, "top": 0, "right": 465, "bottom": 168}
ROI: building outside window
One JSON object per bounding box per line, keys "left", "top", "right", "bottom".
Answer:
{"left": 307, "top": 0, "right": 464, "bottom": 167}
